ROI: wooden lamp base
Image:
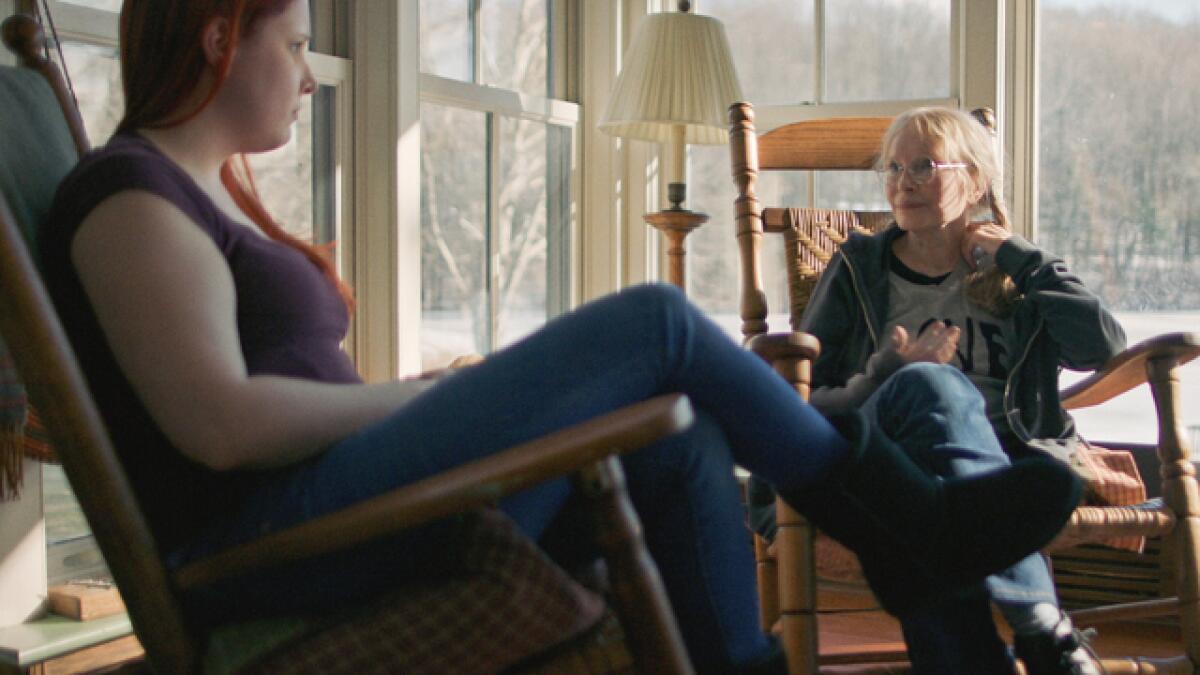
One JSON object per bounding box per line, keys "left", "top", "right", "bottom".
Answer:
{"left": 644, "top": 182, "right": 708, "bottom": 288}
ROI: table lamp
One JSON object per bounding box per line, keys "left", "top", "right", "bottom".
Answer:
{"left": 598, "top": 0, "right": 743, "bottom": 288}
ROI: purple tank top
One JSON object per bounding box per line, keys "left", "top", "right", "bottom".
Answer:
{"left": 40, "top": 131, "right": 359, "bottom": 551}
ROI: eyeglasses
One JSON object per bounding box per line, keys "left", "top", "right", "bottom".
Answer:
{"left": 879, "top": 157, "right": 969, "bottom": 186}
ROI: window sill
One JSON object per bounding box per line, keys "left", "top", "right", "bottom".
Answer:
{"left": 0, "top": 613, "right": 134, "bottom": 671}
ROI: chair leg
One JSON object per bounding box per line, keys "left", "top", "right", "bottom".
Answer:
{"left": 1146, "top": 356, "right": 1200, "bottom": 669}
{"left": 576, "top": 457, "right": 694, "bottom": 675}
{"left": 756, "top": 534, "right": 781, "bottom": 632}
{"left": 775, "top": 498, "right": 819, "bottom": 675}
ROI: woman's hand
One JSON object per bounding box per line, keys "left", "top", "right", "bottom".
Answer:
{"left": 447, "top": 353, "right": 485, "bottom": 369}
{"left": 416, "top": 353, "right": 486, "bottom": 380}
{"left": 889, "top": 324, "right": 960, "bottom": 365}
{"left": 961, "top": 219, "right": 1011, "bottom": 270}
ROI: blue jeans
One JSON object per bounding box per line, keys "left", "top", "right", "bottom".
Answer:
{"left": 862, "top": 363, "right": 1058, "bottom": 674}
{"left": 170, "top": 284, "right": 850, "bottom": 673}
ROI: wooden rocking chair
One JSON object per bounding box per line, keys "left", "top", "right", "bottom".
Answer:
{"left": 0, "top": 14, "right": 699, "bottom": 674}
{"left": 727, "top": 101, "right": 1200, "bottom": 675}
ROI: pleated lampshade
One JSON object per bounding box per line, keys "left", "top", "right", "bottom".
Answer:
{"left": 598, "top": 9, "right": 743, "bottom": 146}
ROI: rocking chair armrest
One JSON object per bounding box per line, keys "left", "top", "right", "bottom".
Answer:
{"left": 747, "top": 332, "right": 821, "bottom": 365}
{"left": 173, "top": 393, "right": 695, "bottom": 590}
{"left": 1060, "top": 332, "right": 1200, "bottom": 410}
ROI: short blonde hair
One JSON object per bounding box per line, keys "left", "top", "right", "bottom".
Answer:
{"left": 878, "top": 106, "right": 1002, "bottom": 207}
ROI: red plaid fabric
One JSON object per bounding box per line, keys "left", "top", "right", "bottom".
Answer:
{"left": 1074, "top": 439, "right": 1148, "bottom": 552}
{"left": 240, "top": 509, "right": 606, "bottom": 675}
{"left": 22, "top": 405, "right": 56, "bottom": 463}
{"left": 0, "top": 341, "right": 27, "bottom": 500}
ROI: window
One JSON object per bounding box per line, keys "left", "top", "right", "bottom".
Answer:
{"left": 685, "top": 0, "right": 953, "bottom": 335}
{"left": 823, "top": 0, "right": 950, "bottom": 103}
{"left": 418, "top": 0, "right": 576, "bottom": 368}
{"left": 56, "top": 0, "right": 119, "bottom": 9}
{"left": 1037, "top": 0, "right": 1200, "bottom": 446}
{"left": 40, "top": 0, "right": 353, "bottom": 580}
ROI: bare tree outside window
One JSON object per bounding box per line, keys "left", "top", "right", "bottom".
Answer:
{"left": 420, "top": 103, "right": 488, "bottom": 363}
{"left": 496, "top": 116, "right": 549, "bottom": 347}
{"left": 702, "top": 0, "right": 814, "bottom": 107}
{"left": 1039, "top": 3, "right": 1199, "bottom": 312}
{"left": 418, "top": 0, "right": 564, "bottom": 368}
{"left": 61, "top": 41, "right": 122, "bottom": 144}
{"left": 824, "top": 0, "right": 950, "bottom": 102}
{"left": 1039, "top": 1, "right": 1199, "bottom": 444}
{"left": 420, "top": 1, "right": 471, "bottom": 81}
{"left": 481, "top": 0, "right": 548, "bottom": 96}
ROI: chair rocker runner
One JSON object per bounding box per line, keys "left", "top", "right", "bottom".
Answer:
{"left": 725, "top": 101, "right": 1200, "bottom": 675}
{"left": 0, "top": 13, "right": 699, "bottom": 674}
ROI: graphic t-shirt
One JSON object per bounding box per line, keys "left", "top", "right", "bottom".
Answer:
{"left": 885, "top": 251, "right": 1014, "bottom": 427}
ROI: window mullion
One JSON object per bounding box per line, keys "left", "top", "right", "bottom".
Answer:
{"left": 486, "top": 111, "right": 500, "bottom": 351}
{"left": 810, "top": 0, "right": 827, "bottom": 205}
{"left": 814, "top": 0, "right": 827, "bottom": 104}
{"left": 470, "top": 0, "right": 483, "bottom": 85}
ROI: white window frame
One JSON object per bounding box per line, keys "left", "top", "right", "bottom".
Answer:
{"left": 686, "top": 0, "right": 1007, "bottom": 221}
{"left": 379, "top": 0, "right": 586, "bottom": 370}
{"left": 417, "top": 72, "right": 581, "bottom": 357}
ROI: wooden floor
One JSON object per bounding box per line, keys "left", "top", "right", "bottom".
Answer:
{"left": 814, "top": 584, "right": 1185, "bottom": 672}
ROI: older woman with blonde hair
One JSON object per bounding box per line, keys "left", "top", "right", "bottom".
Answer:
{"left": 750, "top": 107, "right": 1123, "bottom": 674}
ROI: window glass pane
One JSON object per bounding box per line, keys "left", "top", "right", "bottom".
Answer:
{"left": 420, "top": 0, "right": 471, "bottom": 81}
{"left": 60, "top": 41, "right": 123, "bottom": 143}
{"left": 481, "top": 0, "right": 548, "bottom": 96}
{"left": 56, "top": 0, "right": 121, "bottom": 10}
{"left": 688, "top": 144, "right": 810, "bottom": 337}
{"left": 495, "top": 116, "right": 556, "bottom": 347}
{"left": 421, "top": 103, "right": 488, "bottom": 368}
{"left": 1039, "top": 0, "right": 1199, "bottom": 445}
{"left": 825, "top": 0, "right": 950, "bottom": 102}
{"left": 702, "top": 0, "right": 815, "bottom": 106}
{"left": 43, "top": 465, "right": 88, "bottom": 544}
{"left": 815, "top": 171, "right": 890, "bottom": 212}
{"left": 247, "top": 95, "right": 316, "bottom": 243}
{"left": 247, "top": 85, "right": 339, "bottom": 259}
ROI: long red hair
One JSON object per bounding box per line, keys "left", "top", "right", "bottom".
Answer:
{"left": 116, "top": 0, "right": 353, "bottom": 312}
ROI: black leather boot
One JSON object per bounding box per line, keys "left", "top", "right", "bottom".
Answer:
{"left": 779, "top": 410, "right": 1082, "bottom": 616}
{"left": 1014, "top": 617, "right": 1103, "bottom": 675}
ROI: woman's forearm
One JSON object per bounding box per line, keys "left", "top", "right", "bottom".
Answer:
{"left": 173, "top": 375, "right": 436, "bottom": 471}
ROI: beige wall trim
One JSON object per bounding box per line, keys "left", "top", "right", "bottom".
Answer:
{"left": 352, "top": 0, "right": 421, "bottom": 379}
{"left": 1005, "top": 0, "right": 1038, "bottom": 240}
{"left": 579, "top": 0, "right": 625, "bottom": 300}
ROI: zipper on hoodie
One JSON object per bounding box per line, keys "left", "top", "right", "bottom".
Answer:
{"left": 840, "top": 253, "right": 880, "bottom": 351}
{"left": 1003, "top": 317, "right": 1043, "bottom": 442}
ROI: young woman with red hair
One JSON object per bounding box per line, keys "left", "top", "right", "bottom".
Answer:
{"left": 40, "top": 2, "right": 1084, "bottom": 672}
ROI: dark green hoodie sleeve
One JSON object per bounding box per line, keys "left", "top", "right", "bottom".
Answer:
{"left": 995, "top": 236, "right": 1126, "bottom": 370}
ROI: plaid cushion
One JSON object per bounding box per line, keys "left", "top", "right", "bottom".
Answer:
{"left": 23, "top": 405, "right": 56, "bottom": 463}
{"left": 231, "top": 509, "right": 606, "bottom": 675}
{"left": 0, "top": 341, "right": 27, "bottom": 500}
{"left": 1074, "top": 439, "right": 1148, "bottom": 552}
